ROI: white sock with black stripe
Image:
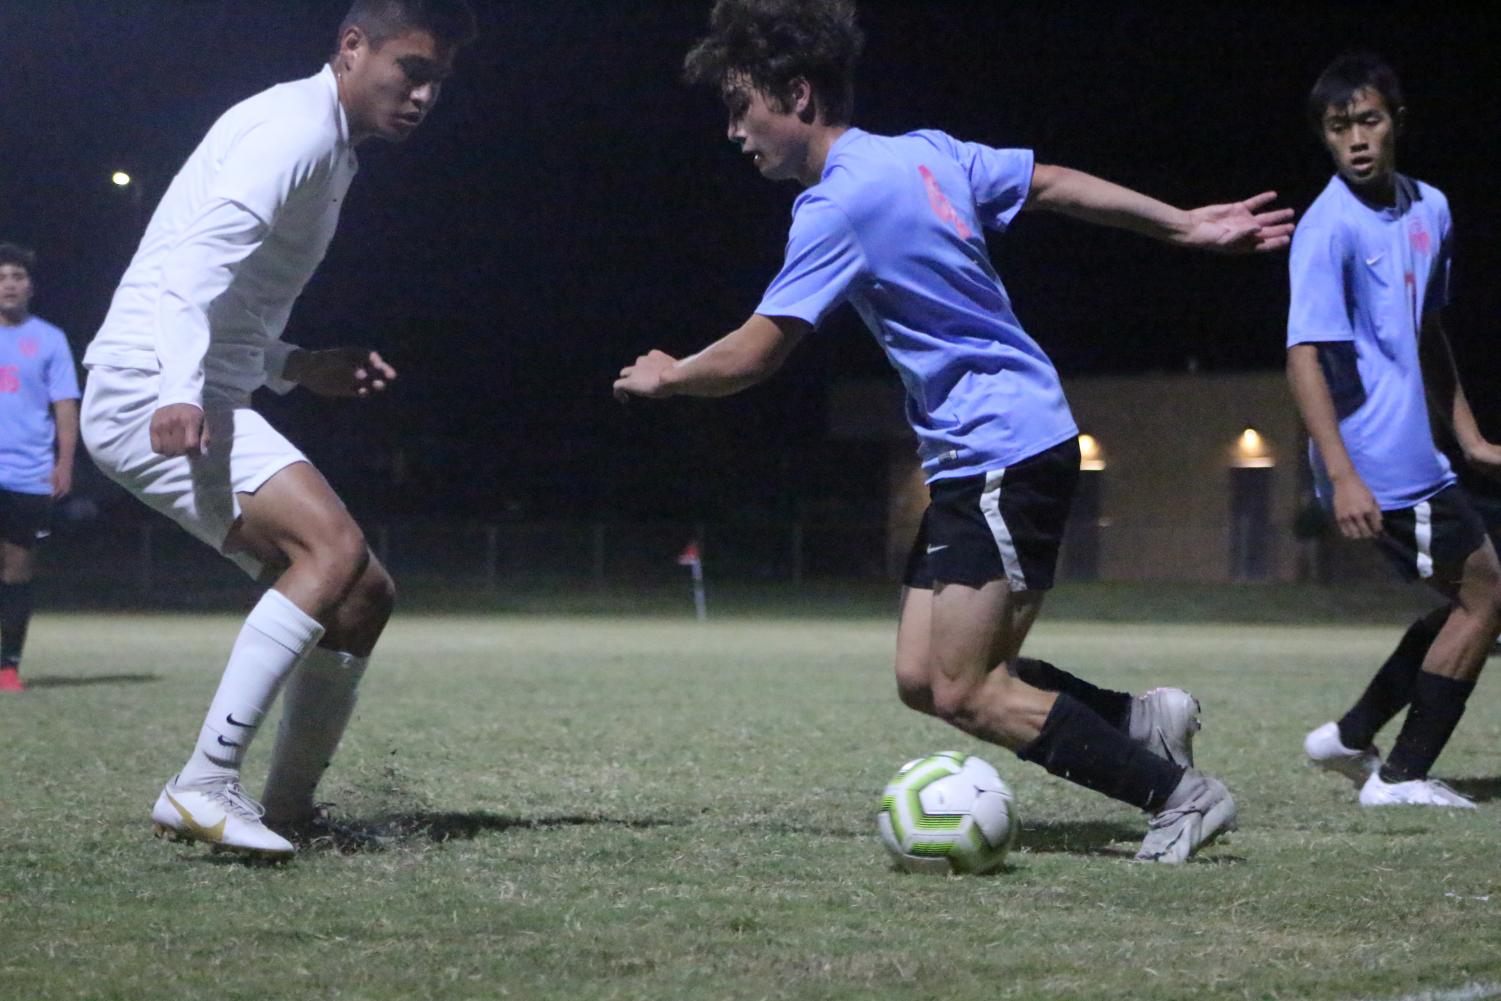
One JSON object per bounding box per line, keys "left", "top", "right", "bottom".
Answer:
{"left": 175, "top": 590, "right": 326, "bottom": 791}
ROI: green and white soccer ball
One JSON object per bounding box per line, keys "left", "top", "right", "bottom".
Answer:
{"left": 877, "top": 751, "right": 1019, "bottom": 874}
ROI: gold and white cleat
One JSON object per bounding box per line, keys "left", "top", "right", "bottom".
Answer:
{"left": 150, "top": 776, "right": 295, "bottom": 859}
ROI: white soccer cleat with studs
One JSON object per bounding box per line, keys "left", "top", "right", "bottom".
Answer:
{"left": 1358, "top": 773, "right": 1476, "bottom": 809}
{"left": 151, "top": 776, "right": 296, "bottom": 859}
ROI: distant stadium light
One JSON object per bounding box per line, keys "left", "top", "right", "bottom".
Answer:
{"left": 1078, "top": 433, "right": 1106, "bottom": 471}
{"left": 1232, "top": 427, "right": 1274, "bottom": 468}
{"left": 111, "top": 171, "right": 132, "bottom": 187}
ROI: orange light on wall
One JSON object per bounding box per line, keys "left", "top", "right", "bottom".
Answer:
{"left": 1231, "top": 427, "right": 1274, "bottom": 468}
{"left": 1078, "top": 433, "right": 1106, "bottom": 471}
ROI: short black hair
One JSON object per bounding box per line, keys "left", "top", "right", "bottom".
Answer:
{"left": 0, "top": 243, "right": 36, "bottom": 275}
{"left": 684, "top": 0, "right": 864, "bottom": 126}
{"left": 338, "top": 0, "right": 477, "bottom": 50}
{"left": 1307, "top": 51, "right": 1405, "bottom": 132}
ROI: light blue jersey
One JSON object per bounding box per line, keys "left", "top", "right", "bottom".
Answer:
{"left": 1287, "top": 173, "right": 1454, "bottom": 510}
{"left": 0, "top": 316, "right": 79, "bottom": 494}
{"left": 756, "top": 128, "right": 1077, "bottom": 481}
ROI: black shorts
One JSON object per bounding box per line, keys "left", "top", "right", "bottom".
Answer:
{"left": 0, "top": 488, "right": 51, "bottom": 549}
{"left": 1376, "top": 484, "right": 1488, "bottom": 584}
{"left": 903, "top": 436, "right": 1080, "bottom": 591}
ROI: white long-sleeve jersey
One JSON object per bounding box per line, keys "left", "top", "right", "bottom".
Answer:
{"left": 85, "top": 65, "right": 358, "bottom": 407}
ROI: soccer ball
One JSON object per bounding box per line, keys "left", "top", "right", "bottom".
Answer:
{"left": 877, "top": 751, "right": 1018, "bottom": 874}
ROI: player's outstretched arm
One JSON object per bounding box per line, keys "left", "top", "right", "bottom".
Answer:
{"left": 614, "top": 314, "right": 809, "bottom": 401}
{"left": 1287, "top": 344, "right": 1383, "bottom": 539}
{"left": 283, "top": 347, "right": 397, "bottom": 398}
{"left": 1420, "top": 315, "right": 1501, "bottom": 479}
{"left": 1025, "top": 165, "right": 1295, "bottom": 253}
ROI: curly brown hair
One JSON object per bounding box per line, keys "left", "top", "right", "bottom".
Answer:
{"left": 683, "top": 0, "right": 864, "bottom": 126}
{"left": 0, "top": 243, "right": 36, "bottom": 276}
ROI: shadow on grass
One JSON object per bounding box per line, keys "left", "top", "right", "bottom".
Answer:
{"left": 1018, "top": 819, "right": 1142, "bottom": 857}
{"left": 23, "top": 673, "right": 160, "bottom": 689}
{"left": 181, "top": 811, "right": 679, "bottom": 863}
{"left": 1019, "top": 819, "right": 1247, "bottom": 865}
{"left": 1445, "top": 777, "right": 1501, "bottom": 803}
{"left": 382, "top": 810, "right": 678, "bottom": 844}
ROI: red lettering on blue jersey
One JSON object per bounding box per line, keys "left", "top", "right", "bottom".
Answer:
{"left": 0, "top": 365, "right": 19, "bottom": 393}
{"left": 919, "top": 165, "right": 973, "bottom": 240}
{"left": 1408, "top": 219, "right": 1431, "bottom": 254}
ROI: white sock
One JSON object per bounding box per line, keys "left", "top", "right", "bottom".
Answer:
{"left": 175, "top": 590, "right": 326, "bottom": 791}
{"left": 260, "top": 646, "right": 368, "bottom": 822}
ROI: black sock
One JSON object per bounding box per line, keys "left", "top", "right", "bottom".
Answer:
{"left": 1013, "top": 657, "right": 1134, "bottom": 731}
{"left": 1017, "top": 692, "right": 1185, "bottom": 812}
{"left": 1381, "top": 672, "right": 1477, "bottom": 782}
{"left": 0, "top": 581, "right": 33, "bottom": 668}
{"left": 1338, "top": 606, "right": 1448, "bottom": 750}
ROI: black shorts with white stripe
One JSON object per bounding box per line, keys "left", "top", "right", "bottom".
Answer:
{"left": 1376, "top": 484, "right": 1487, "bottom": 584}
{"left": 902, "top": 436, "right": 1080, "bottom": 591}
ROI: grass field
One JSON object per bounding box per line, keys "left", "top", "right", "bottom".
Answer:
{"left": 3, "top": 589, "right": 1500, "bottom": 1001}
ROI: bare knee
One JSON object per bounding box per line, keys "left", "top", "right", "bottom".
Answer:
{"left": 894, "top": 659, "right": 935, "bottom": 715}
{"left": 353, "top": 560, "right": 397, "bottom": 624}
{"left": 303, "top": 522, "right": 371, "bottom": 598}
{"left": 931, "top": 678, "right": 986, "bottom": 730}
{"left": 935, "top": 670, "right": 1036, "bottom": 725}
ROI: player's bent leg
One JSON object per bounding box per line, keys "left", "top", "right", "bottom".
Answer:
{"left": 927, "top": 579, "right": 1053, "bottom": 748}
{"left": 262, "top": 556, "right": 395, "bottom": 830}
{"left": 894, "top": 585, "right": 937, "bottom": 715}
{"left": 990, "top": 592, "right": 1200, "bottom": 767}
{"left": 228, "top": 462, "right": 375, "bottom": 621}
{"left": 926, "top": 579, "right": 1218, "bottom": 858}
{"left": 1376, "top": 541, "right": 1501, "bottom": 793}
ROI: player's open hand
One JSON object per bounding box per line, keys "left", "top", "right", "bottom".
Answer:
{"left": 289, "top": 347, "right": 397, "bottom": 398}
{"left": 1183, "top": 192, "right": 1296, "bottom": 253}
{"left": 614, "top": 350, "right": 679, "bottom": 402}
{"left": 1331, "top": 473, "right": 1383, "bottom": 540}
{"left": 150, "top": 403, "right": 209, "bottom": 457}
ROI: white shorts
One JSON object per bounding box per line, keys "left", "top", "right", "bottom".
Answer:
{"left": 81, "top": 365, "right": 309, "bottom": 579}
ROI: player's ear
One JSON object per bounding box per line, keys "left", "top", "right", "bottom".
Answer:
{"left": 336, "top": 25, "right": 368, "bottom": 75}
{"left": 1392, "top": 104, "right": 1407, "bottom": 137}
{"left": 791, "top": 77, "right": 817, "bottom": 125}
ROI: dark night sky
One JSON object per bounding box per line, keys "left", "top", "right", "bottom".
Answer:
{"left": 3, "top": 2, "right": 1499, "bottom": 522}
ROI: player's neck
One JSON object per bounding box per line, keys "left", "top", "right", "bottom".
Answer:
{"left": 332, "top": 65, "right": 374, "bottom": 146}
{"left": 797, "top": 124, "right": 850, "bottom": 187}
{"left": 1341, "top": 172, "right": 1398, "bottom": 209}
{"left": 0, "top": 309, "right": 28, "bottom": 327}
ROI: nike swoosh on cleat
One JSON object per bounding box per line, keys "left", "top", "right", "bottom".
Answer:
{"left": 165, "top": 792, "right": 227, "bottom": 842}
{"left": 217, "top": 736, "right": 243, "bottom": 749}
{"left": 225, "top": 713, "right": 258, "bottom": 729}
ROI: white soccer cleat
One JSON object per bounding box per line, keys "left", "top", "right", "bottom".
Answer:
{"left": 1304, "top": 722, "right": 1382, "bottom": 787}
{"left": 1128, "top": 687, "right": 1201, "bottom": 768}
{"left": 151, "top": 776, "right": 296, "bottom": 859}
{"left": 1358, "top": 772, "right": 1477, "bottom": 809}
{"left": 1135, "top": 769, "right": 1237, "bottom": 864}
